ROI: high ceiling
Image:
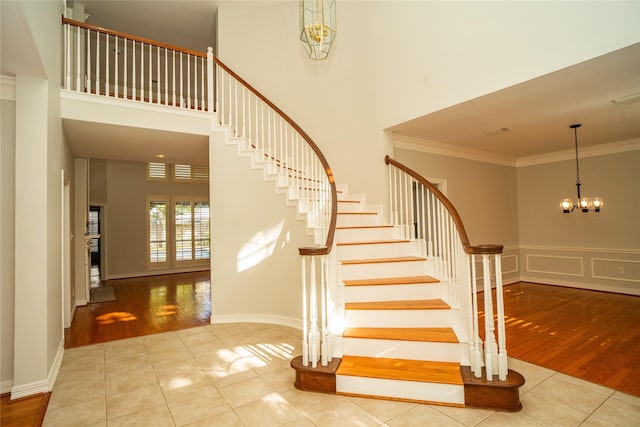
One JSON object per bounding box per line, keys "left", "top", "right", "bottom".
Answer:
{"left": 4, "top": 1, "right": 640, "bottom": 165}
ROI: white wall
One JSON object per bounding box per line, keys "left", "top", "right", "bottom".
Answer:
{"left": 0, "top": 98, "right": 16, "bottom": 392}
{"left": 210, "top": 132, "right": 314, "bottom": 325}
{"left": 216, "top": 1, "right": 639, "bottom": 211}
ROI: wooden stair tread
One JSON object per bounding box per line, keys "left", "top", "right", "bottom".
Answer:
{"left": 337, "top": 355, "right": 463, "bottom": 385}
{"left": 336, "top": 225, "right": 393, "bottom": 229}
{"left": 338, "top": 199, "right": 362, "bottom": 203}
{"left": 345, "top": 299, "right": 450, "bottom": 310}
{"left": 344, "top": 327, "right": 458, "bottom": 343}
{"left": 338, "top": 211, "right": 378, "bottom": 215}
{"left": 341, "top": 256, "right": 426, "bottom": 265}
{"left": 337, "top": 240, "right": 410, "bottom": 246}
{"left": 343, "top": 275, "right": 439, "bottom": 286}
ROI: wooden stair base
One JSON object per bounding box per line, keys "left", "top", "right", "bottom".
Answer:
{"left": 290, "top": 356, "right": 525, "bottom": 411}
{"left": 461, "top": 366, "right": 525, "bottom": 412}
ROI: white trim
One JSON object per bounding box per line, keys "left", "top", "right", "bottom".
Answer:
{"left": 526, "top": 254, "right": 584, "bottom": 277}
{"left": 10, "top": 380, "right": 49, "bottom": 400}
{"left": 106, "top": 266, "right": 209, "bottom": 281}
{"left": 519, "top": 275, "right": 640, "bottom": 297}
{"left": 0, "top": 75, "right": 16, "bottom": 101}
{"left": 519, "top": 244, "right": 640, "bottom": 255}
{"left": 516, "top": 138, "right": 640, "bottom": 167}
{"left": 591, "top": 258, "right": 640, "bottom": 284}
{"left": 393, "top": 134, "right": 640, "bottom": 168}
{"left": 0, "top": 380, "right": 13, "bottom": 395}
{"left": 393, "top": 134, "right": 516, "bottom": 167}
{"left": 48, "top": 338, "right": 65, "bottom": 390}
{"left": 75, "top": 298, "right": 88, "bottom": 306}
{"left": 501, "top": 254, "right": 519, "bottom": 275}
{"left": 210, "top": 313, "right": 302, "bottom": 330}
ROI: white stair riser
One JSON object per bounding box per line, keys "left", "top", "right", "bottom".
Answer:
{"left": 340, "top": 260, "right": 428, "bottom": 280}
{"left": 342, "top": 338, "right": 460, "bottom": 362}
{"left": 344, "top": 283, "right": 444, "bottom": 303}
{"left": 336, "top": 200, "right": 365, "bottom": 212}
{"left": 335, "top": 227, "right": 400, "bottom": 242}
{"left": 336, "top": 375, "right": 464, "bottom": 405}
{"left": 336, "top": 241, "right": 417, "bottom": 260}
{"left": 345, "top": 309, "right": 454, "bottom": 328}
{"left": 337, "top": 213, "right": 380, "bottom": 227}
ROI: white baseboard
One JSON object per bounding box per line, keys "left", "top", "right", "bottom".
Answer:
{"left": 518, "top": 275, "right": 640, "bottom": 296}
{"left": 210, "top": 313, "right": 302, "bottom": 330}
{"left": 107, "top": 266, "right": 210, "bottom": 280}
{"left": 48, "top": 338, "right": 65, "bottom": 390}
{"left": 0, "top": 379, "right": 13, "bottom": 395}
{"left": 8, "top": 338, "right": 65, "bottom": 400}
{"left": 10, "top": 379, "right": 49, "bottom": 400}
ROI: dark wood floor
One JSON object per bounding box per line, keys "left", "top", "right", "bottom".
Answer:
{"left": 64, "top": 271, "right": 211, "bottom": 348}
{"left": 483, "top": 282, "right": 640, "bottom": 397}
{"left": 3, "top": 278, "right": 639, "bottom": 426}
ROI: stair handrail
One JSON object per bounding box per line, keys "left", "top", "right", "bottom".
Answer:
{"left": 385, "top": 156, "right": 502, "bottom": 256}
{"left": 214, "top": 58, "right": 337, "bottom": 255}
{"left": 385, "top": 155, "right": 508, "bottom": 381}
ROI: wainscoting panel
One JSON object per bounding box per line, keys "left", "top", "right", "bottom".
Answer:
{"left": 519, "top": 246, "right": 640, "bottom": 295}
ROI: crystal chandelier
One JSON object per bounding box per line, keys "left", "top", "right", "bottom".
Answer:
{"left": 560, "top": 124, "right": 603, "bottom": 213}
{"left": 300, "top": 0, "right": 337, "bottom": 61}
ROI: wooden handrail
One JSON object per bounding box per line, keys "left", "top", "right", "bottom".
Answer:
{"left": 385, "top": 156, "right": 502, "bottom": 255}
{"left": 63, "top": 15, "right": 337, "bottom": 255}
{"left": 214, "top": 58, "right": 337, "bottom": 256}
{"left": 62, "top": 17, "right": 206, "bottom": 58}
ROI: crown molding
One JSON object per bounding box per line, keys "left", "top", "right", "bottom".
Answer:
{"left": 1, "top": 75, "right": 16, "bottom": 101}
{"left": 393, "top": 133, "right": 640, "bottom": 168}
{"left": 516, "top": 138, "right": 640, "bottom": 167}
{"left": 392, "top": 134, "right": 516, "bottom": 167}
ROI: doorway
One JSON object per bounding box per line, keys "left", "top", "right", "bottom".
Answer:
{"left": 88, "top": 205, "right": 102, "bottom": 287}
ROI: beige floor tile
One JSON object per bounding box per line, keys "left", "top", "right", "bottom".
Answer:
{"left": 152, "top": 356, "right": 204, "bottom": 382}
{"left": 350, "top": 396, "right": 417, "bottom": 422}
{"left": 611, "top": 390, "right": 640, "bottom": 407}
{"left": 181, "top": 409, "right": 244, "bottom": 427}
{"left": 48, "top": 375, "right": 106, "bottom": 411}
{"left": 107, "top": 403, "right": 175, "bottom": 427}
{"left": 234, "top": 392, "right": 305, "bottom": 427}
{"left": 477, "top": 411, "right": 545, "bottom": 426}
{"left": 160, "top": 371, "right": 216, "bottom": 400}
{"left": 178, "top": 329, "right": 218, "bottom": 347}
{"left": 144, "top": 337, "right": 188, "bottom": 356}
{"left": 532, "top": 374, "right": 611, "bottom": 414}
{"left": 430, "top": 403, "right": 493, "bottom": 426}
{"left": 306, "top": 399, "right": 384, "bottom": 427}
{"left": 208, "top": 364, "right": 259, "bottom": 388}
{"left": 207, "top": 323, "right": 248, "bottom": 338}
{"left": 586, "top": 395, "right": 640, "bottom": 427}
{"left": 166, "top": 387, "right": 231, "bottom": 426}
{"left": 281, "top": 388, "right": 346, "bottom": 417}
{"left": 106, "top": 361, "right": 158, "bottom": 395}
{"left": 104, "top": 337, "right": 147, "bottom": 364}
{"left": 507, "top": 357, "right": 555, "bottom": 394}
{"left": 218, "top": 376, "right": 274, "bottom": 408}
{"left": 386, "top": 404, "right": 463, "bottom": 427}
{"left": 259, "top": 367, "right": 297, "bottom": 393}
{"left": 106, "top": 383, "right": 165, "bottom": 419}
{"left": 106, "top": 353, "right": 152, "bottom": 376}
{"left": 519, "top": 389, "right": 589, "bottom": 426}
{"left": 43, "top": 396, "right": 106, "bottom": 427}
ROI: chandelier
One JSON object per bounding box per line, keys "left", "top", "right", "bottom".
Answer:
{"left": 560, "top": 124, "right": 603, "bottom": 213}
{"left": 300, "top": 0, "right": 337, "bottom": 61}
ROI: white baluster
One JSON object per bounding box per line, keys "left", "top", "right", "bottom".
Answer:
{"left": 471, "top": 255, "right": 482, "bottom": 377}
{"left": 148, "top": 43, "right": 152, "bottom": 102}
{"left": 114, "top": 36, "right": 119, "bottom": 99}
{"left": 75, "top": 24, "right": 81, "bottom": 91}
{"left": 140, "top": 43, "right": 144, "bottom": 101}
{"left": 301, "top": 257, "right": 309, "bottom": 366}
{"left": 156, "top": 45, "right": 160, "bottom": 104}
{"left": 187, "top": 55, "right": 191, "bottom": 108}
{"left": 483, "top": 254, "right": 498, "bottom": 380}
{"left": 123, "top": 38, "right": 127, "bottom": 99}
{"left": 193, "top": 56, "right": 198, "bottom": 110}
{"left": 308, "top": 257, "right": 320, "bottom": 368}
{"left": 200, "top": 55, "right": 205, "bottom": 110}
{"left": 105, "top": 34, "right": 109, "bottom": 96}
{"left": 179, "top": 52, "right": 183, "bottom": 107}
{"left": 164, "top": 48, "right": 168, "bottom": 105}
{"left": 207, "top": 48, "right": 214, "bottom": 113}
{"left": 495, "top": 255, "right": 508, "bottom": 380}
{"left": 86, "top": 29, "right": 91, "bottom": 93}
{"left": 172, "top": 50, "right": 176, "bottom": 107}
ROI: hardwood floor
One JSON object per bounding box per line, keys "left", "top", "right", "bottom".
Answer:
{"left": 0, "top": 393, "right": 49, "bottom": 427}
{"left": 64, "top": 271, "right": 211, "bottom": 348}
{"left": 4, "top": 278, "right": 639, "bottom": 425}
{"left": 482, "top": 282, "right": 640, "bottom": 397}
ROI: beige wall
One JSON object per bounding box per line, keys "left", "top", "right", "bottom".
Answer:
{"left": 210, "top": 132, "right": 314, "bottom": 325}
{"left": 90, "top": 159, "right": 210, "bottom": 279}
{"left": 1, "top": 99, "right": 16, "bottom": 390}
{"left": 517, "top": 150, "right": 640, "bottom": 294}
{"left": 217, "top": 1, "right": 639, "bottom": 210}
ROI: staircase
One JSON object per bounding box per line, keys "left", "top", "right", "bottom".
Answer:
{"left": 332, "top": 187, "right": 465, "bottom": 406}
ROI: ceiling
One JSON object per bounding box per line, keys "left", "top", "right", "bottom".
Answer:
{"left": 4, "top": 1, "right": 640, "bottom": 165}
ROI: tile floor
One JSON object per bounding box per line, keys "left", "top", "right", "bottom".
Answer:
{"left": 43, "top": 323, "right": 640, "bottom": 426}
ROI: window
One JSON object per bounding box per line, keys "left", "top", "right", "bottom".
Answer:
{"left": 148, "top": 199, "right": 167, "bottom": 264}
{"left": 147, "top": 162, "right": 168, "bottom": 181}
{"left": 174, "top": 164, "right": 209, "bottom": 182}
{"left": 175, "top": 200, "right": 210, "bottom": 262}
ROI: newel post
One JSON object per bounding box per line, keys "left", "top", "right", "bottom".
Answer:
{"left": 207, "top": 47, "right": 214, "bottom": 113}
